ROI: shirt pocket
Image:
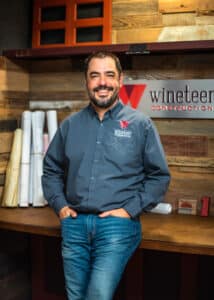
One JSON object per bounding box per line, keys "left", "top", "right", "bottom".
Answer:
{"left": 104, "top": 132, "right": 141, "bottom": 165}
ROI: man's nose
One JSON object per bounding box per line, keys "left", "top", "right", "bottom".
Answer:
{"left": 99, "top": 74, "right": 107, "bottom": 85}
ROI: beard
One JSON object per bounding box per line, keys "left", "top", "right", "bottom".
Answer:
{"left": 88, "top": 85, "right": 119, "bottom": 109}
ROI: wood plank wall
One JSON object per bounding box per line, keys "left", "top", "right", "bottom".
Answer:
{"left": 29, "top": 53, "right": 214, "bottom": 215}
{"left": 129, "top": 53, "right": 214, "bottom": 214}
{"left": 112, "top": 0, "right": 214, "bottom": 43}
{"left": 0, "top": 53, "right": 213, "bottom": 215}
{"left": 0, "top": 57, "right": 29, "bottom": 200}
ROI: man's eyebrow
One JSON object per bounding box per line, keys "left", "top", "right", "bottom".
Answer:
{"left": 106, "top": 71, "right": 116, "bottom": 75}
{"left": 88, "top": 70, "right": 116, "bottom": 76}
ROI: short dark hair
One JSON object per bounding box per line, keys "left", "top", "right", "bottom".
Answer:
{"left": 84, "top": 51, "right": 122, "bottom": 77}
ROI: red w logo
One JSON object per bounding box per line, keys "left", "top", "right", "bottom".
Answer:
{"left": 119, "top": 84, "right": 147, "bottom": 109}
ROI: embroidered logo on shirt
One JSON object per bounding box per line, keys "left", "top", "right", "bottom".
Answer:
{"left": 114, "top": 129, "right": 132, "bottom": 138}
{"left": 119, "top": 120, "right": 129, "bottom": 129}
{"left": 114, "top": 120, "right": 132, "bottom": 138}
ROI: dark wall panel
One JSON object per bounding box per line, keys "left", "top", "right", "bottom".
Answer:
{"left": 0, "top": 0, "right": 32, "bottom": 54}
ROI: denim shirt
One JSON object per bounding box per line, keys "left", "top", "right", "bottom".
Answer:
{"left": 42, "top": 101, "right": 170, "bottom": 218}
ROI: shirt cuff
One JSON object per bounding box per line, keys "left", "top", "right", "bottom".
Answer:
{"left": 123, "top": 196, "right": 142, "bottom": 218}
{"left": 50, "top": 196, "right": 69, "bottom": 216}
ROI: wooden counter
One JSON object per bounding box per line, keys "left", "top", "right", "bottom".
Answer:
{"left": 0, "top": 206, "right": 213, "bottom": 256}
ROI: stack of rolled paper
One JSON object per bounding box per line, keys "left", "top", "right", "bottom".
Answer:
{"left": 47, "top": 110, "right": 58, "bottom": 143}
{"left": 31, "top": 111, "right": 46, "bottom": 207}
{"left": 31, "top": 110, "right": 58, "bottom": 206}
{"left": 1, "top": 109, "right": 58, "bottom": 208}
{"left": 19, "top": 111, "right": 32, "bottom": 207}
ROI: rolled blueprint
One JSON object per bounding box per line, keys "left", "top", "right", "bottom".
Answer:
{"left": 47, "top": 110, "right": 57, "bottom": 143}
{"left": 150, "top": 203, "right": 172, "bottom": 214}
{"left": 31, "top": 111, "right": 46, "bottom": 206}
{"left": 19, "top": 111, "right": 32, "bottom": 207}
{"left": 43, "top": 133, "right": 49, "bottom": 154}
{"left": 28, "top": 143, "right": 34, "bottom": 205}
{"left": 2, "top": 129, "right": 22, "bottom": 207}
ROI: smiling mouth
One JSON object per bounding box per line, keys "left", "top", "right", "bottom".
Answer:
{"left": 93, "top": 85, "right": 114, "bottom": 92}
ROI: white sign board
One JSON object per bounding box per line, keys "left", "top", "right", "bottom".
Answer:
{"left": 119, "top": 80, "right": 214, "bottom": 119}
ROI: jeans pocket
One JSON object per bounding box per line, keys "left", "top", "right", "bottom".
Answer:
{"left": 108, "top": 215, "right": 130, "bottom": 219}
{"left": 100, "top": 215, "right": 141, "bottom": 246}
{"left": 106, "top": 215, "right": 136, "bottom": 223}
{"left": 60, "top": 215, "right": 71, "bottom": 223}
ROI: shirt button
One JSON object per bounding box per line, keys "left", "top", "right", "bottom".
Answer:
{"left": 90, "top": 176, "right": 95, "bottom": 180}
{"left": 96, "top": 141, "right": 101, "bottom": 144}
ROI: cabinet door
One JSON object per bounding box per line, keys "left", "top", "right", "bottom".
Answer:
{"left": 32, "top": 0, "right": 112, "bottom": 48}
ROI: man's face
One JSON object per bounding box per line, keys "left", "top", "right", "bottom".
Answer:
{"left": 86, "top": 57, "right": 123, "bottom": 109}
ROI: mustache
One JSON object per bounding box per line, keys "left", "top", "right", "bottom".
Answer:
{"left": 93, "top": 85, "right": 114, "bottom": 92}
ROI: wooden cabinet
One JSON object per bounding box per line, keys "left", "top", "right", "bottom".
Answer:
{"left": 32, "top": 0, "right": 112, "bottom": 48}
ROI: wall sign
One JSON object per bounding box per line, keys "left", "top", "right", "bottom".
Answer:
{"left": 119, "top": 80, "right": 214, "bottom": 119}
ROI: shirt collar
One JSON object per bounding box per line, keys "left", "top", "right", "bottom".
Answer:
{"left": 109, "top": 100, "right": 124, "bottom": 119}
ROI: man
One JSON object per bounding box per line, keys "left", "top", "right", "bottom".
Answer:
{"left": 42, "top": 51, "right": 170, "bottom": 300}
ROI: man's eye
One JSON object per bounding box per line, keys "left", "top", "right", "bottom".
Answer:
{"left": 90, "top": 74, "right": 98, "bottom": 78}
{"left": 107, "top": 73, "right": 115, "bottom": 78}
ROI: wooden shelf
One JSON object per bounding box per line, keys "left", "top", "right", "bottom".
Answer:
{"left": 3, "top": 40, "right": 214, "bottom": 59}
{"left": 0, "top": 206, "right": 214, "bottom": 256}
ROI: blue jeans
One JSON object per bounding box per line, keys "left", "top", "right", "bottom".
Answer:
{"left": 60, "top": 214, "right": 142, "bottom": 300}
